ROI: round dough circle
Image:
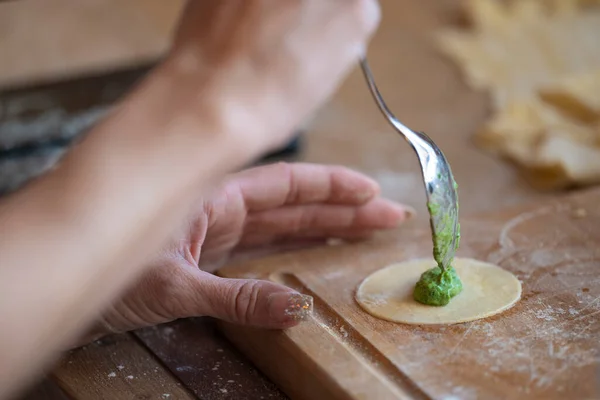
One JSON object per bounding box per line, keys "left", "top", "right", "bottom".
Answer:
{"left": 356, "top": 258, "right": 521, "bottom": 325}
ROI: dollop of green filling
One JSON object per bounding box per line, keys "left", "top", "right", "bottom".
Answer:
{"left": 413, "top": 179, "right": 463, "bottom": 306}
{"left": 413, "top": 265, "right": 463, "bottom": 306}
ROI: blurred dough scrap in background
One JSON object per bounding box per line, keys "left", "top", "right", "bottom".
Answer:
{"left": 437, "top": 0, "right": 600, "bottom": 190}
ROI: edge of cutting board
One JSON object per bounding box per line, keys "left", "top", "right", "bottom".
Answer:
{"left": 216, "top": 186, "right": 600, "bottom": 400}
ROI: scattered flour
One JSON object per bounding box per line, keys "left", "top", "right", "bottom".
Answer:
{"left": 339, "top": 326, "right": 349, "bottom": 338}
{"left": 175, "top": 366, "right": 195, "bottom": 372}
{"left": 162, "top": 326, "right": 175, "bottom": 336}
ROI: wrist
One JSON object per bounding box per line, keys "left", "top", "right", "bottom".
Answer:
{"left": 157, "top": 49, "right": 299, "bottom": 158}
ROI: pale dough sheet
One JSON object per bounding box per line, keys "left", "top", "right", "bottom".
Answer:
{"left": 356, "top": 258, "right": 521, "bottom": 325}
{"left": 436, "top": 0, "right": 600, "bottom": 190}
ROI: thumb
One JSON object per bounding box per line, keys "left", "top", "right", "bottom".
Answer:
{"left": 196, "top": 272, "right": 313, "bottom": 329}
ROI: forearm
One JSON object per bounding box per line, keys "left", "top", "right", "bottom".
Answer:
{"left": 0, "top": 61, "right": 261, "bottom": 399}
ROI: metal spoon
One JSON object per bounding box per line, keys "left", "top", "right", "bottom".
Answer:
{"left": 359, "top": 57, "right": 460, "bottom": 270}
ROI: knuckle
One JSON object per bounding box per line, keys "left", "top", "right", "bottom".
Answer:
{"left": 297, "top": 205, "right": 318, "bottom": 232}
{"left": 231, "top": 280, "right": 262, "bottom": 324}
{"left": 271, "top": 161, "right": 293, "bottom": 178}
{"left": 349, "top": 0, "right": 381, "bottom": 34}
{"left": 159, "top": 272, "right": 195, "bottom": 319}
{"left": 269, "top": 161, "right": 298, "bottom": 204}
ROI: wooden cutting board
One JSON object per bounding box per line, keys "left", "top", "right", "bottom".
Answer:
{"left": 217, "top": 188, "right": 600, "bottom": 400}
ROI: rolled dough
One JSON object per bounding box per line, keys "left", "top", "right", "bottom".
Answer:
{"left": 355, "top": 258, "right": 521, "bottom": 325}
{"left": 436, "top": 0, "right": 600, "bottom": 189}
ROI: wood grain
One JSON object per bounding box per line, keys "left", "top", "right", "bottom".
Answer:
{"left": 217, "top": 188, "right": 600, "bottom": 400}
{"left": 135, "top": 318, "right": 287, "bottom": 399}
{"left": 53, "top": 333, "right": 196, "bottom": 400}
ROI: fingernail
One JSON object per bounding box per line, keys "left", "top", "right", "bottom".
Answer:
{"left": 361, "top": 0, "right": 382, "bottom": 35}
{"left": 267, "top": 292, "right": 313, "bottom": 324}
{"left": 404, "top": 206, "right": 416, "bottom": 220}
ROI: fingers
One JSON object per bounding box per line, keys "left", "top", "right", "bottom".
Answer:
{"left": 168, "top": 0, "right": 381, "bottom": 154}
{"left": 90, "top": 262, "right": 313, "bottom": 337}
{"left": 348, "top": 0, "right": 381, "bottom": 39}
{"left": 232, "top": 162, "right": 381, "bottom": 212}
{"left": 238, "top": 197, "right": 414, "bottom": 247}
{"left": 237, "top": 229, "right": 373, "bottom": 249}
{"left": 191, "top": 271, "right": 313, "bottom": 329}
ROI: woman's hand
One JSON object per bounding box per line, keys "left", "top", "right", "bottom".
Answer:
{"left": 163, "top": 0, "right": 381, "bottom": 155}
{"left": 82, "top": 163, "right": 412, "bottom": 343}
{"left": 0, "top": 2, "right": 382, "bottom": 396}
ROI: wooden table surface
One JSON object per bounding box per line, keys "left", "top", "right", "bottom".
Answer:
{"left": 218, "top": 187, "right": 600, "bottom": 399}
{"left": 2, "top": 0, "right": 569, "bottom": 399}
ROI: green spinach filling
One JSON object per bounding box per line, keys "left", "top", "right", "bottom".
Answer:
{"left": 413, "top": 180, "right": 463, "bottom": 306}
